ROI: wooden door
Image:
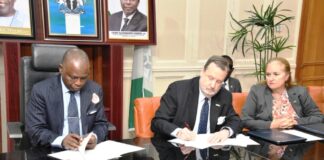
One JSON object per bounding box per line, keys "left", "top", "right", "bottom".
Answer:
{"left": 296, "top": 0, "right": 324, "bottom": 85}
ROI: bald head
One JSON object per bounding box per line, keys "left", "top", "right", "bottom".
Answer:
{"left": 59, "top": 48, "right": 90, "bottom": 91}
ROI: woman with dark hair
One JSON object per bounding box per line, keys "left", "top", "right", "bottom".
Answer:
{"left": 242, "top": 57, "right": 323, "bottom": 130}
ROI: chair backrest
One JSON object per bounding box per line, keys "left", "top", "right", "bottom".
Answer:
{"left": 307, "top": 86, "right": 324, "bottom": 113}
{"left": 232, "top": 92, "right": 248, "bottom": 116}
{"left": 134, "top": 97, "right": 161, "bottom": 138}
{"left": 20, "top": 44, "right": 77, "bottom": 124}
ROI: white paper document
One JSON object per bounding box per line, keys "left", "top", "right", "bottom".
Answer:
{"left": 48, "top": 140, "right": 145, "bottom": 160}
{"left": 169, "top": 133, "right": 259, "bottom": 149}
{"left": 281, "top": 129, "right": 323, "bottom": 142}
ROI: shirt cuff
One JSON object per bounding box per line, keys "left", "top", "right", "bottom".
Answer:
{"left": 171, "top": 128, "right": 182, "bottom": 137}
{"left": 51, "top": 136, "right": 65, "bottom": 148}
{"left": 221, "top": 127, "right": 233, "bottom": 137}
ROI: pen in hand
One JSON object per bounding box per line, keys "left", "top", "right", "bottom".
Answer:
{"left": 177, "top": 122, "right": 196, "bottom": 141}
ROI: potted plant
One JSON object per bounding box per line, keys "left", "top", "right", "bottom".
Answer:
{"left": 230, "top": 1, "right": 294, "bottom": 82}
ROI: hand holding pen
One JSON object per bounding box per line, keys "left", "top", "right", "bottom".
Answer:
{"left": 176, "top": 122, "right": 196, "bottom": 141}
{"left": 62, "top": 133, "right": 82, "bottom": 150}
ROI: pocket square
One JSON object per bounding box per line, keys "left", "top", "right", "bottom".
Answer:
{"left": 215, "top": 103, "right": 221, "bottom": 107}
{"left": 217, "top": 116, "right": 226, "bottom": 125}
{"left": 92, "top": 93, "right": 100, "bottom": 104}
{"left": 87, "top": 110, "right": 97, "bottom": 115}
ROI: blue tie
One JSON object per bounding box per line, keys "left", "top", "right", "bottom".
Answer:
{"left": 198, "top": 97, "right": 209, "bottom": 159}
{"left": 68, "top": 91, "right": 80, "bottom": 135}
{"left": 198, "top": 98, "right": 209, "bottom": 134}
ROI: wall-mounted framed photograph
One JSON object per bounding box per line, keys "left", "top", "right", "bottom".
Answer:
{"left": 43, "top": 0, "right": 102, "bottom": 41}
{"left": 0, "top": 0, "right": 34, "bottom": 38}
{"left": 107, "top": 0, "right": 156, "bottom": 44}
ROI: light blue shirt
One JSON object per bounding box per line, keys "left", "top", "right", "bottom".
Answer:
{"left": 51, "top": 77, "right": 83, "bottom": 148}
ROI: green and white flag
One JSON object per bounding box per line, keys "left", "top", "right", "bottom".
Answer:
{"left": 128, "top": 46, "right": 153, "bottom": 130}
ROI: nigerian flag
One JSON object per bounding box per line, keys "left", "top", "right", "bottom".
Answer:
{"left": 128, "top": 46, "right": 153, "bottom": 129}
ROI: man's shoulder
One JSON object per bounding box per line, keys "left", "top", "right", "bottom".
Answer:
{"left": 82, "top": 80, "right": 102, "bottom": 91}
{"left": 134, "top": 10, "right": 147, "bottom": 19}
{"left": 229, "top": 77, "right": 240, "bottom": 83}
{"left": 110, "top": 11, "right": 123, "bottom": 18}
{"left": 170, "top": 77, "right": 199, "bottom": 86}
{"left": 33, "top": 75, "right": 59, "bottom": 89}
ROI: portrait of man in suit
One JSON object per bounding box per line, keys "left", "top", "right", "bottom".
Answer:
{"left": 109, "top": 0, "right": 147, "bottom": 32}
{"left": 25, "top": 48, "right": 108, "bottom": 150}
{"left": 0, "top": 0, "right": 29, "bottom": 28}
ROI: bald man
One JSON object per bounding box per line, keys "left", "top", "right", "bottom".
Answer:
{"left": 26, "top": 48, "right": 108, "bottom": 150}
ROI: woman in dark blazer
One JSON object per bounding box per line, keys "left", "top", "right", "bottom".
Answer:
{"left": 242, "top": 57, "right": 323, "bottom": 130}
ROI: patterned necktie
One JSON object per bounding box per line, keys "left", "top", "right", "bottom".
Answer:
{"left": 68, "top": 91, "right": 80, "bottom": 135}
{"left": 121, "top": 18, "right": 129, "bottom": 31}
{"left": 198, "top": 98, "right": 209, "bottom": 134}
{"left": 198, "top": 97, "right": 209, "bottom": 159}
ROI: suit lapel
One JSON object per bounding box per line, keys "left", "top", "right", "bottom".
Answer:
{"left": 80, "top": 87, "right": 91, "bottom": 135}
{"left": 187, "top": 78, "right": 199, "bottom": 129}
{"left": 210, "top": 93, "right": 223, "bottom": 132}
{"left": 52, "top": 76, "right": 64, "bottom": 134}
{"left": 287, "top": 88, "right": 300, "bottom": 116}
{"left": 265, "top": 87, "right": 274, "bottom": 120}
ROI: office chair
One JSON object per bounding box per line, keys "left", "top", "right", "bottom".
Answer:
{"left": 134, "top": 97, "right": 161, "bottom": 138}
{"left": 7, "top": 44, "right": 115, "bottom": 149}
{"left": 7, "top": 44, "right": 77, "bottom": 149}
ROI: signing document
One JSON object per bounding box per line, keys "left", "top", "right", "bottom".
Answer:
{"left": 169, "top": 133, "right": 259, "bottom": 149}
{"left": 49, "top": 133, "right": 144, "bottom": 160}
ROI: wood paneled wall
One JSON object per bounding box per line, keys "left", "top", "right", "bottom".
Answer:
{"left": 296, "top": 0, "right": 324, "bottom": 85}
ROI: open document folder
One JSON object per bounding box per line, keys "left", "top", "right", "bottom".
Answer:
{"left": 48, "top": 139, "right": 144, "bottom": 160}
{"left": 168, "top": 133, "right": 259, "bottom": 149}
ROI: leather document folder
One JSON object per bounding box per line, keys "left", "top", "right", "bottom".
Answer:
{"left": 295, "top": 123, "right": 324, "bottom": 137}
{"left": 247, "top": 129, "right": 306, "bottom": 145}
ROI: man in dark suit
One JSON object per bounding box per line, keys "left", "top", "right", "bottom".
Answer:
{"left": 222, "top": 55, "right": 242, "bottom": 93}
{"left": 25, "top": 48, "right": 108, "bottom": 150}
{"left": 151, "top": 55, "right": 241, "bottom": 159}
{"left": 109, "top": 0, "right": 147, "bottom": 31}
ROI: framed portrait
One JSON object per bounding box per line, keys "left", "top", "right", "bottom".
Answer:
{"left": 0, "top": 0, "right": 34, "bottom": 38}
{"left": 43, "top": 0, "right": 102, "bottom": 41}
{"left": 107, "top": 0, "right": 156, "bottom": 44}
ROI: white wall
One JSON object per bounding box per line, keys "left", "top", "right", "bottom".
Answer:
{"left": 122, "top": 0, "right": 303, "bottom": 138}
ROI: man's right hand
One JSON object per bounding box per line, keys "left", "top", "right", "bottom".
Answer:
{"left": 62, "top": 133, "right": 82, "bottom": 150}
{"left": 176, "top": 128, "right": 196, "bottom": 141}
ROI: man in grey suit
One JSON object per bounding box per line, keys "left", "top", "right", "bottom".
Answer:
{"left": 222, "top": 55, "right": 242, "bottom": 93}
{"left": 25, "top": 48, "right": 108, "bottom": 150}
{"left": 109, "top": 0, "right": 147, "bottom": 31}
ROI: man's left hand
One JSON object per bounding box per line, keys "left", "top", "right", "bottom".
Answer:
{"left": 86, "top": 135, "right": 97, "bottom": 149}
{"left": 208, "top": 129, "right": 230, "bottom": 144}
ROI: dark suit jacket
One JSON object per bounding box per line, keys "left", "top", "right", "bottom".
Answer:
{"left": 227, "top": 77, "right": 242, "bottom": 93}
{"left": 109, "top": 10, "right": 147, "bottom": 31}
{"left": 242, "top": 84, "right": 324, "bottom": 130}
{"left": 25, "top": 75, "right": 108, "bottom": 147}
{"left": 151, "top": 77, "right": 241, "bottom": 138}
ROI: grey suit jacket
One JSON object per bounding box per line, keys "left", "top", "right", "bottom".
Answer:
{"left": 151, "top": 77, "right": 241, "bottom": 138}
{"left": 25, "top": 75, "right": 108, "bottom": 147}
{"left": 227, "top": 77, "right": 242, "bottom": 93}
{"left": 242, "top": 84, "right": 324, "bottom": 130}
{"left": 109, "top": 10, "right": 147, "bottom": 31}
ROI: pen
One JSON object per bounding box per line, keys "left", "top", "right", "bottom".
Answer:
{"left": 184, "top": 122, "right": 191, "bottom": 130}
